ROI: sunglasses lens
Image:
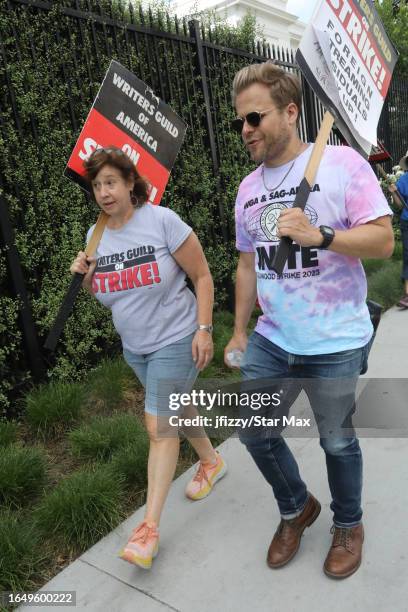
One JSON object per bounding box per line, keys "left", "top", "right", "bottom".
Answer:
{"left": 246, "top": 112, "right": 261, "bottom": 128}
{"left": 231, "top": 112, "right": 263, "bottom": 133}
{"left": 231, "top": 118, "right": 244, "bottom": 133}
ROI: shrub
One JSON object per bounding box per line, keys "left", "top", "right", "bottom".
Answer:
{"left": 362, "top": 258, "right": 386, "bottom": 277}
{"left": 68, "top": 414, "right": 146, "bottom": 461}
{"left": 86, "top": 356, "right": 138, "bottom": 411}
{"left": 392, "top": 238, "right": 403, "bottom": 261}
{"left": 25, "top": 381, "right": 85, "bottom": 436}
{"left": 367, "top": 260, "right": 403, "bottom": 309}
{"left": 110, "top": 439, "right": 149, "bottom": 490}
{"left": 0, "top": 420, "right": 18, "bottom": 447}
{"left": 0, "top": 508, "right": 48, "bottom": 592}
{"left": 197, "top": 311, "right": 237, "bottom": 380}
{"left": 0, "top": 445, "right": 47, "bottom": 508}
{"left": 35, "top": 466, "right": 125, "bottom": 549}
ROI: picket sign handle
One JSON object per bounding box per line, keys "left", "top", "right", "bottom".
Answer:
{"left": 85, "top": 211, "right": 109, "bottom": 257}
{"left": 44, "top": 211, "right": 109, "bottom": 351}
{"left": 271, "top": 111, "right": 335, "bottom": 274}
{"left": 304, "top": 111, "right": 335, "bottom": 184}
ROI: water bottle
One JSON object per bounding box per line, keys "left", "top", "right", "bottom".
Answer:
{"left": 226, "top": 349, "right": 244, "bottom": 367}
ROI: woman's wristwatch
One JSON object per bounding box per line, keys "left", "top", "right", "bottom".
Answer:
{"left": 198, "top": 324, "right": 213, "bottom": 334}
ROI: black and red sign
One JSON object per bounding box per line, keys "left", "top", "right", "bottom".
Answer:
{"left": 64, "top": 60, "right": 187, "bottom": 204}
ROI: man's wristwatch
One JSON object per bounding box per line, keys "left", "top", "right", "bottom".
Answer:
{"left": 198, "top": 324, "right": 213, "bottom": 334}
{"left": 318, "top": 225, "right": 335, "bottom": 249}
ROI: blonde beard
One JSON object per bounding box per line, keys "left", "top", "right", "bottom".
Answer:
{"left": 259, "top": 128, "right": 300, "bottom": 166}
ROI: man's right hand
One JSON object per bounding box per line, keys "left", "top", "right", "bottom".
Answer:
{"left": 224, "top": 332, "right": 248, "bottom": 368}
{"left": 70, "top": 251, "right": 96, "bottom": 287}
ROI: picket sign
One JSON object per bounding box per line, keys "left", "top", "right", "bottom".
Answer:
{"left": 272, "top": 0, "right": 398, "bottom": 274}
{"left": 44, "top": 60, "right": 186, "bottom": 351}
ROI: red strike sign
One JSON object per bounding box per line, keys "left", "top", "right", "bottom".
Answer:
{"left": 67, "top": 109, "right": 168, "bottom": 204}
{"left": 327, "top": 0, "right": 391, "bottom": 97}
{"left": 64, "top": 61, "right": 187, "bottom": 205}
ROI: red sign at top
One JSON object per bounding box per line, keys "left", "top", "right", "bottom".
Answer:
{"left": 64, "top": 60, "right": 187, "bottom": 205}
{"left": 326, "top": 0, "right": 391, "bottom": 98}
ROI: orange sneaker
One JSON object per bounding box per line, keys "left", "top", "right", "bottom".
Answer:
{"left": 119, "top": 521, "right": 159, "bottom": 569}
{"left": 185, "top": 451, "right": 227, "bottom": 500}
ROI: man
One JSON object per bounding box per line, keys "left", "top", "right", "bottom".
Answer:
{"left": 224, "top": 61, "right": 394, "bottom": 579}
{"left": 389, "top": 149, "right": 408, "bottom": 308}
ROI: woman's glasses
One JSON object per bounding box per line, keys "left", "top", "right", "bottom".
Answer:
{"left": 231, "top": 107, "right": 276, "bottom": 134}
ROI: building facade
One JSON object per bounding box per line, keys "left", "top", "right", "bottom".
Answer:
{"left": 171, "top": 0, "right": 307, "bottom": 49}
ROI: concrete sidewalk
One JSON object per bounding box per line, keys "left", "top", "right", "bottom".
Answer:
{"left": 22, "top": 306, "right": 408, "bottom": 612}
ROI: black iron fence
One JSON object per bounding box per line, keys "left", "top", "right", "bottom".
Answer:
{"left": 0, "top": 0, "right": 406, "bottom": 412}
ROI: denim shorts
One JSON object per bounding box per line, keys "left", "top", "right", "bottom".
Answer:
{"left": 123, "top": 332, "right": 198, "bottom": 416}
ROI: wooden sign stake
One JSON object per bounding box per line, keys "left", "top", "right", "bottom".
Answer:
{"left": 271, "top": 111, "right": 335, "bottom": 274}
{"left": 44, "top": 212, "right": 108, "bottom": 351}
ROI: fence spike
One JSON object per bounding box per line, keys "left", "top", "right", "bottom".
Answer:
{"left": 128, "top": 2, "right": 134, "bottom": 23}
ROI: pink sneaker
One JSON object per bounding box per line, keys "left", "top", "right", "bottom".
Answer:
{"left": 119, "top": 521, "right": 159, "bottom": 569}
{"left": 185, "top": 451, "right": 227, "bottom": 500}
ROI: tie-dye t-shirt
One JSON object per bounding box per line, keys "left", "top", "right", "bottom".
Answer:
{"left": 235, "top": 145, "right": 392, "bottom": 355}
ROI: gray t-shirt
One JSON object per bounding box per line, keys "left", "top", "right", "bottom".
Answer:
{"left": 87, "top": 204, "right": 197, "bottom": 354}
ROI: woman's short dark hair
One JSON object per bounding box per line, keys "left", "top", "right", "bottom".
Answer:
{"left": 83, "top": 146, "right": 149, "bottom": 207}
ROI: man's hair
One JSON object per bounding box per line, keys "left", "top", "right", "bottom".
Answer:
{"left": 232, "top": 60, "right": 303, "bottom": 126}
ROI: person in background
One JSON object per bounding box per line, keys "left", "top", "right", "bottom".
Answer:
{"left": 389, "top": 149, "right": 408, "bottom": 308}
{"left": 70, "top": 147, "right": 227, "bottom": 570}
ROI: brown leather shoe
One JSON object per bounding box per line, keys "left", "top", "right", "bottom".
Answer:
{"left": 324, "top": 524, "right": 364, "bottom": 579}
{"left": 267, "top": 493, "right": 321, "bottom": 568}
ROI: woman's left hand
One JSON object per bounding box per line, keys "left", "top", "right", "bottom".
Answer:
{"left": 192, "top": 330, "right": 214, "bottom": 371}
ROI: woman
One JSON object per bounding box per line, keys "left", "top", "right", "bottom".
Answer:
{"left": 70, "top": 146, "right": 226, "bottom": 569}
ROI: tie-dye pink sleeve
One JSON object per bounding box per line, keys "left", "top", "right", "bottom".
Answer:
{"left": 344, "top": 157, "right": 392, "bottom": 228}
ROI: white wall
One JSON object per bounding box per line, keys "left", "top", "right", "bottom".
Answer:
{"left": 171, "top": 0, "right": 306, "bottom": 50}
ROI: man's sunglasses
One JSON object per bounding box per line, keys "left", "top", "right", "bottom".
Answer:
{"left": 231, "top": 107, "right": 276, "bottom": 134}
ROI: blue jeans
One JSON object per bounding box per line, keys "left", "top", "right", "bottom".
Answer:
{"left": 239, "top": 332, "right": 372, "bottom": 528}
